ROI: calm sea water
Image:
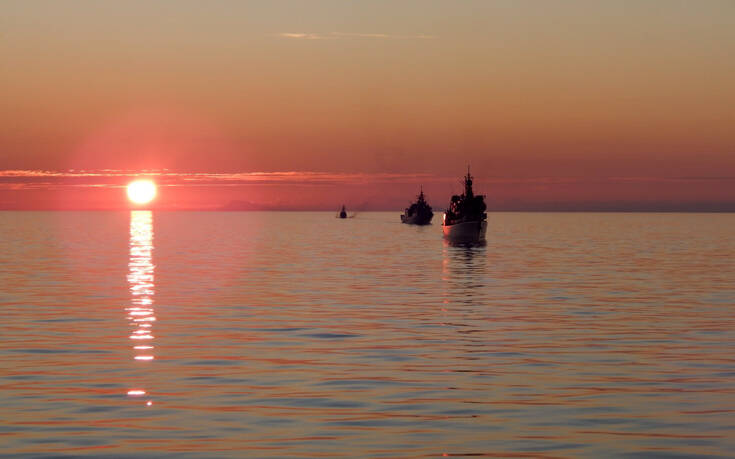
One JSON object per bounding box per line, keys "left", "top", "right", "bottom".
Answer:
{"left": 1, "top": 211, "right": 734, "bottom": 458}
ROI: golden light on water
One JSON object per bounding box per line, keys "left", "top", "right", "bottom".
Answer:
{"left": 127, "top": 210, "right": 156, "bottom": 404}
{"left": 127, "top": 180, "right": 157, "bottom": 205}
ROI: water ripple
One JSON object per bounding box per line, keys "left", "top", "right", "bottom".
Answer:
{"left": 1, "top": 212, "right": 734, "bottom": 457}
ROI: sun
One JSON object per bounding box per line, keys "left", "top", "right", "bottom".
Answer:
{"left": 127, "top": 180, "right": 157, "bottom": 205}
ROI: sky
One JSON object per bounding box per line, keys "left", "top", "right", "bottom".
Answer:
{"left": 1, "top": 0, "right": 734, "bottom": 210}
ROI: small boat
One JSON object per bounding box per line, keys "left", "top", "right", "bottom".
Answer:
{"left": 401, "top": 187, "right": 433, "bottom": 225}
{"left": 338, "top": 205, "right": 347, "bottom": 219}
{"left": 442, "top": 168, "right": 487, "bottom": 244}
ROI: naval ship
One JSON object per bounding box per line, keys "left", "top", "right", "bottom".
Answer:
{"left": 400, "top": 187, "right": 433, "bottom": 225}
{"left": 442, "top": 169, "right": 487, "bottom": 243}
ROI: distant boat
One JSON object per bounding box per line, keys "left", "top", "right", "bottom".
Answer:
{"left": 338, "top": 205, "right": 347, "bottom": 219}
{"left": 442, "top": 168, "right": 487, "bottom": 244}
{"left": 401, "top": 187, "right": 433, "bottom": 225}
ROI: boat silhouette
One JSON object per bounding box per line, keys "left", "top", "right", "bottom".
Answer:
{"left": 442, "top": 168, "right": 487, "bottom": 244}
{"left": 401, "top": 187, "right": 433, "bottom": 225}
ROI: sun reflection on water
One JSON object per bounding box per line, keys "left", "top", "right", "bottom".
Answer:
{"left": 127, "top": 210, "right": 155, "bottom": 405}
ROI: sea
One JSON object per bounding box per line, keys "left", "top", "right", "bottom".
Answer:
{"left": 1, "top": 211, "right": 734, "bottom": 458}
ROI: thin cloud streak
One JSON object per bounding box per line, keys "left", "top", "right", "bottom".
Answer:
{"left": 0, "top": 170, "right": 444, "bottom": 189}
{"left": 2, "top": 170, "right": 734, "bottom": 211}
{"left": 2, "top": 170, "right": 734, "bottom": 193}
{"left": 276, "top": 32, "right": 435, "bottom": 40}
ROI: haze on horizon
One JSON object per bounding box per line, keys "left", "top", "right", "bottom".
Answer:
{"left": 1, "top": 0, "right": 733, "bottom": 210}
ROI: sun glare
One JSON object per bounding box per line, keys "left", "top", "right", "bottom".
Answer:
{"left": 127, "top": 180, "right": 157, "bottom": 205}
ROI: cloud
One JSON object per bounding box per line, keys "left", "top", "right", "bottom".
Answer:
{"left": 0, "top": 169, "right": 445, "bottom": 190}
{"left": 276, "top": 32, "right": 435, "bottom": 40}
{"left": 3, "top": 170, "right": 734, "bottom": 211}
{"left": 278, "top": 33, "right": 322, "bottom": 40}
{"left": 4, "top": 170, "right": 735, "bottom": 185}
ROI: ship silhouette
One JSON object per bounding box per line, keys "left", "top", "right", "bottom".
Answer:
{"left": 442, "top": 168, "right": 487, "bottom": 243}
{"left": 400, "top": 187, "right": 433, "bottom": 225}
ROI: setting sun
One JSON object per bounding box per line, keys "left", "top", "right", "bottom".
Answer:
{"left": 127, "top": 180, "right": 157, "bottom": 205}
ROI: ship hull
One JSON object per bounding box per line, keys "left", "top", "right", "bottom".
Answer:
{"left": 442, "top": 220, "right": 487, "bottom": 244}
{"left": 401, "top": 214, "right": 433, "bottom": 225}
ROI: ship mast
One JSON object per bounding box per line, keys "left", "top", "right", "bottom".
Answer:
{"left": 464, "top": 165, "right": 474, "bottom": 199}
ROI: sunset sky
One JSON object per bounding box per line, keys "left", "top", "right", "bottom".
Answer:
{"left": 1, "top": 0, "right": 733, "bottom": 210}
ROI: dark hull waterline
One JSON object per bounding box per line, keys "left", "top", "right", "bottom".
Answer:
{"left": 443, "top": 220, "right": 487, "bottom": 244}
{"left": 401, "top": 214, "right": 433, "bottom": 225}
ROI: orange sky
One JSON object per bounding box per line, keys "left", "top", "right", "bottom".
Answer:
{"left": 1, "top": 1, "right": 734, "bottom": 210}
